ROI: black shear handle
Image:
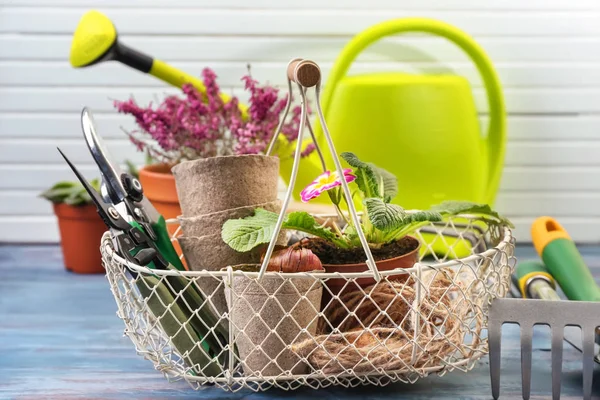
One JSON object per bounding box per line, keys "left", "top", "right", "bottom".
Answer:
{"left": 115, "top": 228, "right": 168, "bottom": 269}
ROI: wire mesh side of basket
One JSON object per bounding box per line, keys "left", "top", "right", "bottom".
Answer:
{"left": 101, "top": 216, "right": 515, "bottom": 392}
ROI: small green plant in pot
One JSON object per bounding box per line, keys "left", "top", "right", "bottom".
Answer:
{"left": 40, "top": 179, "right": 108, "bottom": 274}
{"left": 221, "top": 152, "right": 512, "bottom": 293}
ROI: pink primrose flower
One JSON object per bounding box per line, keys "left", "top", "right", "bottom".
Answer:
{"left": 300, "top": 169, "right": 356, "bottom": 203}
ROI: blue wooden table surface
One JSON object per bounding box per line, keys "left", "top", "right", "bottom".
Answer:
{"left": 0, "top": 244, "right": 598, "bottom": 399}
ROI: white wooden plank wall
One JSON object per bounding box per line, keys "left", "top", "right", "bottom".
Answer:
{"left": 1, "top": 0, "right": 600, "bottom": 243}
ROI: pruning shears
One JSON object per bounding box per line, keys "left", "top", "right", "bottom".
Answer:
{"left": 79, "top": 107, "right": 185, "bottom": 271}
{"left": 57, "top": 107, "right": 228, "bottom": 377}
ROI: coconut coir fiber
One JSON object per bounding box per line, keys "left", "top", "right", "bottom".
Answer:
{"left": 291, "top": 269, "right": 481, "bottom": 374}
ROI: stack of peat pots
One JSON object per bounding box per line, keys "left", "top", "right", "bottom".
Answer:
{"left": 172, "top": 154, "right": 283, "bottom": 317}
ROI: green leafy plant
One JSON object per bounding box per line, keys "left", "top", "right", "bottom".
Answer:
{"left": 222, "top": 153, "right": 513, "bottom": 253}
{"left": 40, "top": 179, "right": 101, "bottom": 206}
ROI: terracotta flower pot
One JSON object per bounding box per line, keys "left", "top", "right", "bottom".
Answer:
{"left": 53, "top": 203, "right": 107, "bottom": 274}
{"left": 317, "top": 237, "right": 421, "bottom": 330}
{"left": 138, "top": 163, "right": 181, "bottom": 230}
{"left": 138, "top": 163, "right": 189, "bottom": 269}
{"left": 322, "top": 236, "right": 421, "bottom": 296}
{"left": 171, "top": 155, "right": 280, "bottom": 216}
{"left": 225, "top": 269, "right": 322, "bottom": 376}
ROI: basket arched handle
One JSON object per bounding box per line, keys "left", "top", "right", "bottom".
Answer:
{"left": 259, "top": 60, "right": 380, "bottom": 282}
{"left": 319, "top": 17, "right": 506, "bottom": 205}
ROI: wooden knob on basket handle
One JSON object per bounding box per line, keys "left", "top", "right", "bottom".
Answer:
{"left": 287, "top": 58, "right": 303, "bottom": 82}
{"left": 289, "top": 59, "right": 321, "bottom": 88}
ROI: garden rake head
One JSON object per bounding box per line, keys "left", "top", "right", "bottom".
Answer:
{"left": 488, "top": 297, "right": 600, "bottom": 400}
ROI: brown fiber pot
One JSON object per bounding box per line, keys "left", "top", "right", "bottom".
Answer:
{"left": 177, "top": 200, "right": 281, "bottom": 238}
{"left": 225, "top": 271, "right": 322, "bottom": 377}
{"left": 171, "top": 155, "right": 280, "bottom": 216}
{"left": 322, "top": 236, "right": 421, "bottom": 296}
{"left": 53, "top": 203, "right": 107, "bottom": 274}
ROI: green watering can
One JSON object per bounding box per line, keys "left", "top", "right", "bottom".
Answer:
{"left": 281, "top": 18, "right": 506, "bottom": 210}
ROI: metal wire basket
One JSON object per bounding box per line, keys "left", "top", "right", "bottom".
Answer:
{"left": 101, "top": 216, "right": 514, "bottom": 392}
{"left": 100, "top": 59, "right": 514, "bottom": 392}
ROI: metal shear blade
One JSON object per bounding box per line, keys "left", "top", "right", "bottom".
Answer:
{"left": 57, "top": 147, "right": 128, "bottom": 232}
{"left": 80, "top": 107, "right": 160, "bottom": 239}
{"left": 57, "top": 147, "right": 164, "bottom": 268}
{"left": 81, "top": 107, "right": 127, "bottom": 206}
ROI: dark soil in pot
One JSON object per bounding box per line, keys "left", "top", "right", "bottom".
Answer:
{"left": 296, "top": 236, "right": 419, "bottom": 265}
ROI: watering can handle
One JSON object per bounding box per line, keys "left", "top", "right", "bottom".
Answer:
{"left": 322, "top": 18, "right": 506, "bottom": 205}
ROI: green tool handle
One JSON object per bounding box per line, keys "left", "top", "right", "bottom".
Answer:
{"left": 542, "top": 239, "right": 600, "bottom": 302}
{"left": 515, "top": 260, "right": 552, "bottom": 281}
{"left": 125, "top": 223, "right": 228, "bottom": 372}
{"left": 128, "top": 220, "right": 158, "bottom": 269}
{"left": 128, "top": 218, "right": 183, "bottom": 271}
{"left": 136, "top": 275, "right": 223, "bottom": 376}
{"left": 149, "top": 59, "right": 247, "bottom": 116}
{"left": 151, "top": 215, "right": 185, "bottom": 271}
{"left": 532, "top": 217, "right": 600, "bottom": 302}
{"left": 115, "top": 42, "right": 248, "bottom": 118}
{"left": 515, "top": 260, "right": 557, "bottom": 299}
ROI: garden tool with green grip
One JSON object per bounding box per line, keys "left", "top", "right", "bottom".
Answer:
{"left": 70, "top": 10, "right": 246, "bottom": 117}
{"left": 58, "top": 108, "right": 230, "bottom": 376}
{"left": 512, "top": 260, "right": 600, "bottom": 368}
{"left": 514, "top": 260, "right": 561, "bottom": 301}
{"left": 489, "top": 257, "right": 600, "bottom": 400}
{"left": 80, "top": 107, "right": 185, "bottom": 271}
{"left": 58, "top": 147, "right": 228, "bottom": 377}
{"left": 532, "top": 216, "right": 600, "bottom": 302}
{"left": 531, "top": 217, "right": 600, "bottom": 352}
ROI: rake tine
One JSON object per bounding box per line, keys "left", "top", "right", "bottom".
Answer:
{"left": 490, "top": 298, "right": 600, "bottom": 399}
{"left": 550, "top": 326, "right": 563, "bottom": 400}
{"left": 581, "top": 325, "right": 595, "bottom": 400}
{"left": 520, "top": 324, "right": 533, "bottom": 400}
{"left": 488, "top": 312, "right": 502, "bottom": 399}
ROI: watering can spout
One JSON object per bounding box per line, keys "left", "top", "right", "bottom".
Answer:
{"left": 282, "top": 18, "right": 506, "bottom": 210}
{"left": 70, "top": 10, "right": 117, "bottom": 68}
{"left": 69, "top": 10, "right": 247, "bottom": 116}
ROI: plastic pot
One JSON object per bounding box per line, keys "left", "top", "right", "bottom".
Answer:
{"left": 317, "top": 237, "right": 420, "bottom": 330}
{"left": 53, "top": 203, "right": 107, "bottom": 274}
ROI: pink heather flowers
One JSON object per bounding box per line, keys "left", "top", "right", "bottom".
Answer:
{"left": 300, "top": 169, "right": 356, "bottom": 203}
{"left": 114, "top": 67, "right": 313, "bottom": 164}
